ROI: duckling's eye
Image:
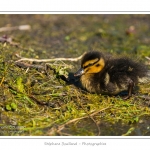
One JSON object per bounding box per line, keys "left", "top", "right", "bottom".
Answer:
{"left": 95, "top": 64, "right": 100, "bottom": 67}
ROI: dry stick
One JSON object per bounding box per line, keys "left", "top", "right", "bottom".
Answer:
{"left": 0, "top": 36, "right": 19, "bottom": 46}
{"left": 0, "top": 25, "right": 31, "bottom": 32}
{"left": 56, "top": 107, "right": 109, "bottom": 134}
{"left": 15, "top": 52, "right": 86, "bottom": 63}
{"left": 145, "top": 56, "right": 150, "bottom": 61}
{"left": 15, "top": 61, "right": 45, "bottom": 69}
{"left": 15, "top": 54, "right": 150, "bottom": 63}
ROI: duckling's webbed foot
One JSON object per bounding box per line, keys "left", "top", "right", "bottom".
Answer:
{"left": 123, "top": 79, "right": 134, "bottom": 100}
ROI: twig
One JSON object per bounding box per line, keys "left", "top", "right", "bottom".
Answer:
{"left": 15, "top": 52, "right": 86, "bottom": 63}
{"left": 56, "top": 107, "right": 109, "bottom": 135}
{"left": 15, "top": 61, "right": 45, "bottom": 70}
{"left": 28, "top": 95, "right": 49, "bottom": 106}
{"left": 74, "top": 89, "right": 101, "bottom": 136}
{"left": 145, "top": 56, "right": 150, "bottom": 61}
{"left": 0, "top": 35, "right": 19, "bottom": 46}
{"left": 0, "top": 25, "right": 31, "bottom": 32}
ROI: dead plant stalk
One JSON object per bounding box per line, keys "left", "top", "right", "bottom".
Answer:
{"left": 15, "top": 53, "right": 86, "bottom": 63}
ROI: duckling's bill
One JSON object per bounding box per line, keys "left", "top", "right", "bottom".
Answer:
{"left": 74, "top": 68, "right": 84, "bottom": 76}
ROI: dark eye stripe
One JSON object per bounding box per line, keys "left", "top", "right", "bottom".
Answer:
{"left": 83, "top": 59, "right": 100, "bottom": 69}
{"left": 83, "top": 63, "right": 93, "bottom": 69}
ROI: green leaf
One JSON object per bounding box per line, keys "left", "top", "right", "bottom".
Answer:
{"left": 6, "top": 105, "right": 12, "bottom": 111}
{"left": 16, "top": 77, "right": 24, "bottom": 93}
{"left": 10, "top": 102, "right": 17, "bottom": 110}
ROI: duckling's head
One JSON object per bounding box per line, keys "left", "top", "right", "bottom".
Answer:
{"left": 74, "top": 51, "right": 105, "bottom": 76}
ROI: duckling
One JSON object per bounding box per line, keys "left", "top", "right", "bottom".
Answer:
{"left": 74, "top": 51, "right": 149, "bottom": 99}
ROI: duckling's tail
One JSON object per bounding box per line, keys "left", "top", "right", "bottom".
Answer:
{"left": 138, "top": 70, "right": 150, "bottom": 83}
